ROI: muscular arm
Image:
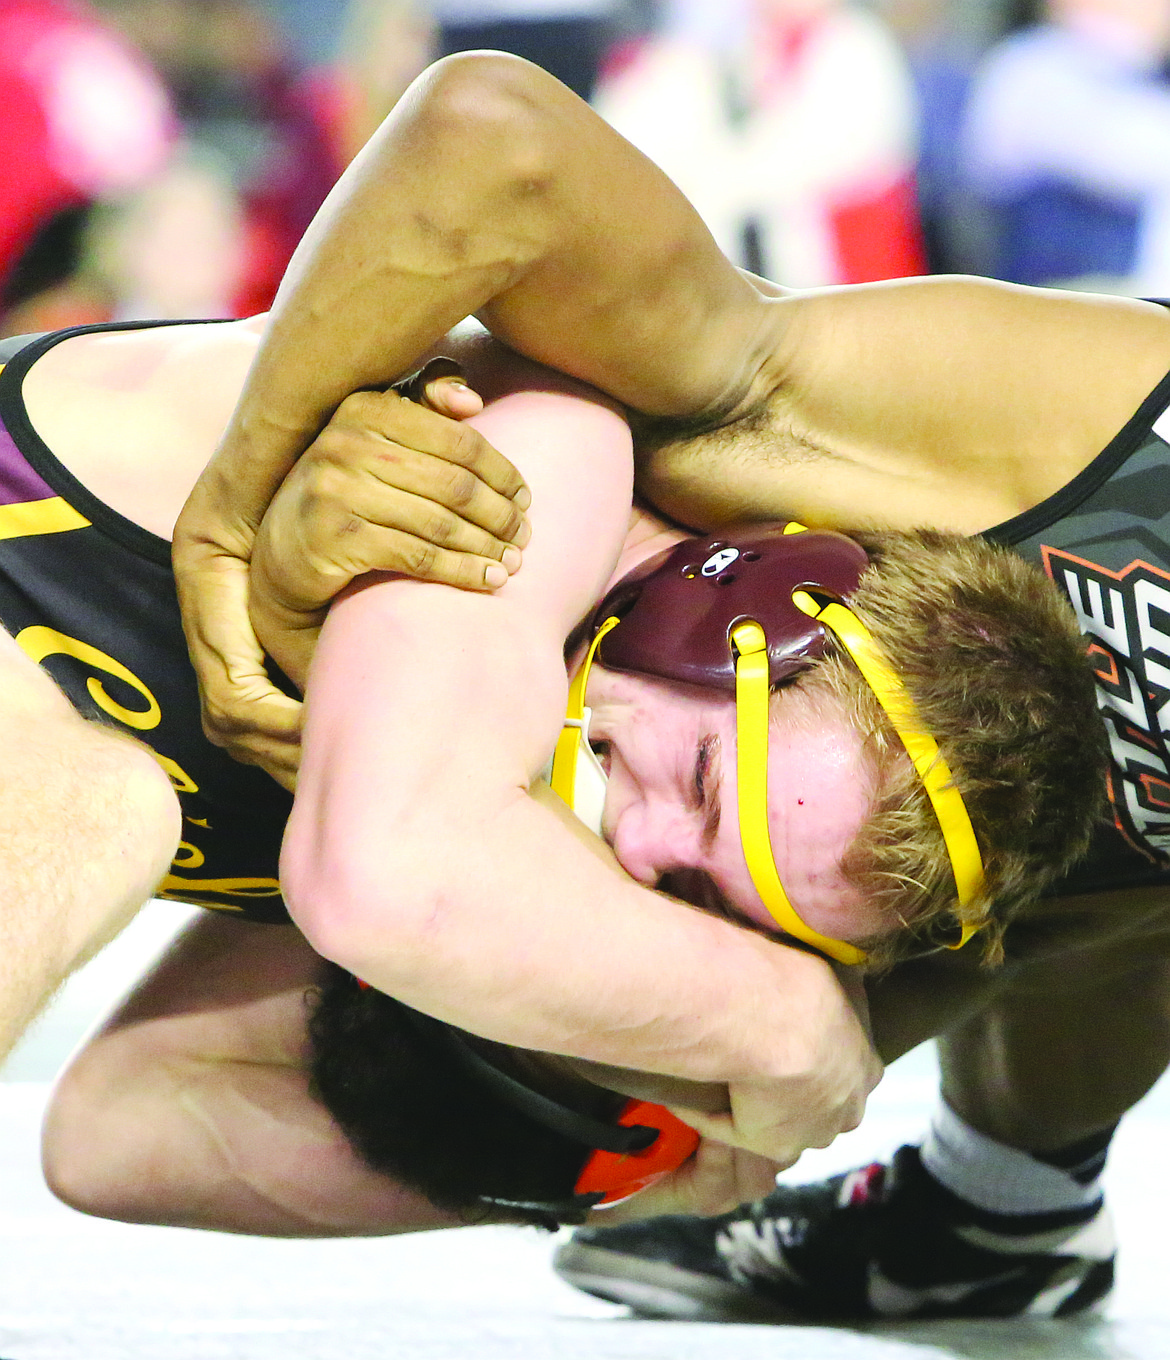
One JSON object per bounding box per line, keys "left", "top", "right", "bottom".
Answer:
{"left": 186, "top": 50, "right": 1170, "bottom": 544}
{"left": 177, "top": 53, "right": 1170, "bottom": 757}
{"left": 43, "top": 915, "right": 455, "bottom": 1235}
{"left": 199, "top": 53, "right": 773, "bottom": 513}
{"left": 0, "top": 629, "right": 180, "bottom": 1058}
{"left": 173, "top": 50, "right": 777, "bottom": 772}
{"left": 281, "top": 369, "right": 875, "bottom": 1162}
{"left": 639, "top": 276, "right": 1170, "bottom": 536}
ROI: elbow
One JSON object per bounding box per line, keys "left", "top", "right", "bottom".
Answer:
{"left": 404, "top": 51, "right": 566, "bottom": 188}
{"left": 280, "top": 800, "right": 439, "bottom": 984}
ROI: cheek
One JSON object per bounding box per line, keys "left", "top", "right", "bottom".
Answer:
{"left": 757, "top": 730, "right": 880, "bottom": 930}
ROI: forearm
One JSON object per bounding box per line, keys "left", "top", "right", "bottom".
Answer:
{"left": 206, "top": 53, "right": 772, "bottom": 519}
{"left": 289, "top": 800, "right": 845, "bottom": 1085}
{"left": 43, "top": 916, "right": 454, "bottom": 1237}
{"left": 45, "top": 1042, "right": 450, "bottom": 1236}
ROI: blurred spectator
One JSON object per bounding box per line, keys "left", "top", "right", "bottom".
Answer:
{"left": 963, "top": 0, "right": 1170, "bottom": 292}
{"left": 96, "top": 0, "right": 340, "bottom": 311}
{"left": 0, "top": 0, "right": 174, "bottom": 325}
{"left": 878, "top": 0, "right": 988, "bottom": 273}
{"left": 434, "top": 0, "right": 618, "bottom": 101}
{"left": 2, "top": 144, "right": 246, "bottom": 333}
{"left": 311, "top": 0, "right": 435, "bottom": 166}
{"left": 91, "top": 146, "right": 246, "bottom": 319}
{"left": 594, "top": 0, "right": 925, "bottom": 286}
{"left": 94, "top": 0, "right": 434, "bottom": 313}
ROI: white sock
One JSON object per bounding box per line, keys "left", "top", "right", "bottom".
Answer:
{"left": 920, "top": 1101, "right": 1102, "bottom": 1217}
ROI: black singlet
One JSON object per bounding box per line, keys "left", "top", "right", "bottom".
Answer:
{"left": 0, "top": 321, "right": 294, "bottom": 922}
{"left": 4, "top": 319, "right": 1170, "bottom": 911}
{"left": 986, "top": 366, "right": 1170, "bottom": 897}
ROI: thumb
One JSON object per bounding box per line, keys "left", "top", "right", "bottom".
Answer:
{"left": 423, "top": 373, "right": 484, "bottom": 419}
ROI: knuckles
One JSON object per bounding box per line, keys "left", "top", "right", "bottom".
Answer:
{"left": 435, "top": 460, "right": 479, "bottom": 509}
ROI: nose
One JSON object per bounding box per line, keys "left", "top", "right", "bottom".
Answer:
{"left": 606, "top": 795, "right": 703, "bottom": 888}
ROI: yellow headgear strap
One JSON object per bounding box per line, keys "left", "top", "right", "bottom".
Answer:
{"left": 790, "top": 590, "right": 984, "bottom": 941}
{"left": 731, "top": 517, "right": 984, "bottom": 962}
{"left": 549, "top": 617, "right": 620, "bottom": 811}
{"left": 732, "top": 619, "right": 868, "bottom": 966}
{"left": 562, "top": 533, "right": 985, "bottom": 966}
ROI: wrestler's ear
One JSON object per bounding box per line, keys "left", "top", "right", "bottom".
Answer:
{"left": 394, "top": 356, "right": 484, "bottom": 419}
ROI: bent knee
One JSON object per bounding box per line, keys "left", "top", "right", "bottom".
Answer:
{"left": 42, "top": 1057, "right": 146, "bottom": 1221}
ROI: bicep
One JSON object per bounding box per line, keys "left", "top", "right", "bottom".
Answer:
{"left": 283, "top": 379, "right": 634, "bottom": 941}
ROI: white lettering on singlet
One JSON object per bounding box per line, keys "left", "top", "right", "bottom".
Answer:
{"left": 1054, "top": 554, "right": 1170, "bottom": 853}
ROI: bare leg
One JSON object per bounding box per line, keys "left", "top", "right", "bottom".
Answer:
{"left": 0, "top": 629, "right": 180, "bottom": 1061}
{"left": 43, "top": 911, "right": 456, "bottom": 1236}
{"left": 938, "top": 900, "right": 1170, "bottom": 1152}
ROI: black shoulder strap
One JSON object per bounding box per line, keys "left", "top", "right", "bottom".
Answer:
{"left": 0, "top": 333, "right": 47, "bottom": 365}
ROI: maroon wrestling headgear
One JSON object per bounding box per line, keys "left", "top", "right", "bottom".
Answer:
{"left": 563, "top": 522, "right": 985, "bottom": 965}
{"left": 590, "top": 523, "right": 868, "bottom": 689}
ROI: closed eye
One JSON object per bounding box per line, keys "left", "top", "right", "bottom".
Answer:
{"left": 694, "top": 733, "right": 722, "bottom": 849}
{"left": 589, "top": 738, "right": 612, "bottom": 776}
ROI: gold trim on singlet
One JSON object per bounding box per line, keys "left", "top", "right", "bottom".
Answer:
{"left": 0, "top": 497, "right": 91, "bottom": 540}
{"left": 0, "top": 365, "right": 91, "bottom": 540}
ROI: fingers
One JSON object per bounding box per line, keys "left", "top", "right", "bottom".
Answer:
{"left": 200, "top": 669, "right": 305, "bottom": 792}
{"left": 316, "top": 447, "right": 531, "bottom": 572}
{"left": 594, "top": 1140, "right": 782, "bottom": 1222}
{"left": 250, "top": 395, "right": 539, "bottom": 618}
{"left": 316, "top": 519, "right": 521, "bottom": 593}
{"left": 358, "top": 381, "right": 531, "bottom": 520}
{"left": 318, "top": 390, "right": 531, "bottom": 553}
{"left": 173, "top": 546, "right": 306, "bottom": 789}
{"left": 665, "top": 1106, "right": 798, "bottom": 1168}
{"left": 424, "top": 375, "right": 486, "bottom": 421}
{"left": 396, "top": 357, "right": 486, "bottom": 422}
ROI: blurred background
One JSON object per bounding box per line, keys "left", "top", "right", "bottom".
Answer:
{"left": 5, "top": 0, "right": 1170, "bottom": 343}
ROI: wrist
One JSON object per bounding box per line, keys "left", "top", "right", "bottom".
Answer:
{"left": 721, "top": 935, "right": 869, "bottom": 1085}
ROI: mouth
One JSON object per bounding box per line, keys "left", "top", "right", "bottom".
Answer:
{"left": 659, "top": 867, "right": 729, "bottom": 918}
{"left": 588, "top": 739, "right": 612, "bottom": 778}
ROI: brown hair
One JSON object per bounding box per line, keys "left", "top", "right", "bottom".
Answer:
{"left": 794, "top": 528, "right": 1107, "bottom": 969}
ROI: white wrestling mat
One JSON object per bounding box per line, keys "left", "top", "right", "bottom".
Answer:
{"left": 2, "top": 903, "right": 1168, "bottom": 1360}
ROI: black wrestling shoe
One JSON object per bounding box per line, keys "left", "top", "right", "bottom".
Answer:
{"left": 553, "top": 1145, "right": 1115, "bottom": 1321}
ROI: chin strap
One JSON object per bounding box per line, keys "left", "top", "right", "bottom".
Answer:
{"left": 731, "top": 619, "right": 869, "bottom": 966}
{"left": 548, "top": 616, "right": 619, "bottom": 832}
{"left": 731, "top": 588, "right": 984, "bottom": 964}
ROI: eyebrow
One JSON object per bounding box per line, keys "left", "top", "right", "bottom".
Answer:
{"left": 695, "top": 732, "right": 722, "bottom": 850}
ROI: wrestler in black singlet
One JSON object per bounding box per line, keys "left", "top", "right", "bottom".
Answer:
{"left": 986, "top": 367, "right": 1170, "bottom": 897}
{"left": 0, "top": 322, "right": 293, "bottom": 923}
